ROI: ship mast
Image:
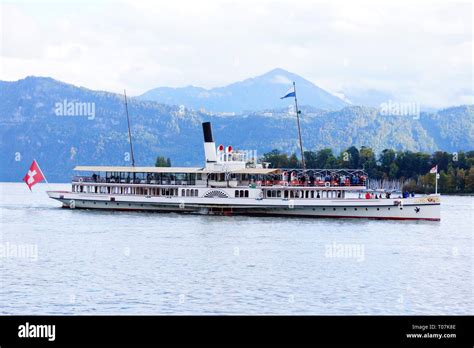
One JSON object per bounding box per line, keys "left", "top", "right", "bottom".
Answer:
{"left": 123, "top": 89, "right": 136, "bottom": 167}
{"left": 292, "top": 82, "right": 306, "bottom": 170}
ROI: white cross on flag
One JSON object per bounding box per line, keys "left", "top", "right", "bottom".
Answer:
{"left": 429, "top": 165, "right": 438, "bottom": 174}
{"left": 23, "top": 160, "right": 45, "bottom": 191}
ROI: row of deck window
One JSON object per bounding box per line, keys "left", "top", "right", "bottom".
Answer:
{"left": 234, "top": 190, "right": 250, "bottom": 198}
{"left": 73, "top": 185, "right": 181, "bottom": 197}
{"left": 72, "top": 185, "right": 346, "bottom": 200}
{"left": 182, "top": 189, "right": 199, "bottom": 197}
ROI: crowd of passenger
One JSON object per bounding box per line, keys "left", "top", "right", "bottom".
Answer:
{"left": 359, "top": 191, "right": 416, "bottom": 199}
{"left": 279, "top": 172, "right": 367, "bottom": 187}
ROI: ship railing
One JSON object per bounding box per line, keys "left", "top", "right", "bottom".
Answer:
{"left": 72, "top": 175, "right": 100, "bottom": 183}
{"left": 258, "top": 167, "right": 369, "bottom": 188}
{"left": 72, "top": 176, "right": 196, "bottom": 186}
{"left": 255, "top": 180, "right": 366, "bottom": 188}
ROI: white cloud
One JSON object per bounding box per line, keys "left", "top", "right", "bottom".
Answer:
{"left": 0, "top": 0, "right": 472, "bottom": 107}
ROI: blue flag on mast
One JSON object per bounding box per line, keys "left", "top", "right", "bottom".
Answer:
{"left": 280, "top": 88, "right": 296, "bottom": 99}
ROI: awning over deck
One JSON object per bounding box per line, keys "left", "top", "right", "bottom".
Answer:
{"left": 74, "top": 166, "right": 204, "bottom": 174}
{"left": 229, "top": 168, "right": 281, "bottom": 175}
{"left": 74, "top": 166, "right": 279, "bottom": 175}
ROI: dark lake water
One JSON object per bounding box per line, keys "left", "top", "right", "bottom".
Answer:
{"left": 0, "top": 183, "right": 472, "bottom": 314}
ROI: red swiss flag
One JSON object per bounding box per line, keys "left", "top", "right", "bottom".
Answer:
{"left": 23, "top": 160, "right": 45, "bottom": 191}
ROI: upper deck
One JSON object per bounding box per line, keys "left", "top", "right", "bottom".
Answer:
{"left": 71, "top": 122, "right": 368, "bottom": 191}
{"left": 72, "top": 166, "right": 367, "bottom": 189}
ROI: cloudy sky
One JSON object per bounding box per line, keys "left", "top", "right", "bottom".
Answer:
{"left": 1, "top": 0, "right": 472, "bottom": 107}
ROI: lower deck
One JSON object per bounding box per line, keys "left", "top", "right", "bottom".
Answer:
{"left": 47, "top": 189, "right": 441, "bottom": 221}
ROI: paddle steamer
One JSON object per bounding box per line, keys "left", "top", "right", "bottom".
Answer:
{"left": 47, "top": 122, "right": 440, "bottom": 220}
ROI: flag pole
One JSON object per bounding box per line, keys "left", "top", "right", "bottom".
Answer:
{"left": 293, "top": 82, "right": 306, "bottom": 170}
{"left": 34, "top": 158, "right": 52, "bottom": 190}
{"left": 435, "top": 168, "right": 438, "bottom": 195}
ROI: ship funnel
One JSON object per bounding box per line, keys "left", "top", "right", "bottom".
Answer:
{"left": 202, "top": 122, "right": 217, "bottom": 163}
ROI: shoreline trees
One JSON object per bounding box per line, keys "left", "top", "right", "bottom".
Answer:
{"left": 262, "top": 148, "right": 474, "bottom": 194}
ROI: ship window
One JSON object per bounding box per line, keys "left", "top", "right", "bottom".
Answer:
{"left": 377, "top": 208, "right": 380, "bottom": 211}
{"left": 305, "top": 191, "right": 309, "bottom": 199}
{"left": 245, "top": 190, "right": 249, "bottom": 198}
{"left": 182, "top": 189, "right": 185, "bottom": 196}
{"left": 284, "top": 190, "right": 289, "bottom": 199}
{"left": 194, "top": 190, "right": 198, "bottom": 196}
{"left": 235, "top": 190, "right": 239, "bottom": 197}
{"left": 240, "top": 190, "right": 244, "bottom": 197}
{"left": 333, "top": 208, "right": 336, "bottom": 211}
{"left": 277, "top": 191, "right": 281, "bottom": 198}
{"left": 311, "top": 191, "right": 314, "bottom": 198}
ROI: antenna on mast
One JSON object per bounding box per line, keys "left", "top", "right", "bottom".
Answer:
{"left": 293, "top": 81, "right": 306, "bottom": 170}
{"left": 124, "top": 89, "right": 136, "bottom": 167}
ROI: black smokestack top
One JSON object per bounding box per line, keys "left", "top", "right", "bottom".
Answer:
{"left": 202, "top": 122, "right": 213, "bottom": 143}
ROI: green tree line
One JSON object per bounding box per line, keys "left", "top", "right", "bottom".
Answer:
{"left": 262, "top": 148, "right": 474, "bottom": 194}
{"left": 155, "top": 156, "right": 171, "bottom": 167}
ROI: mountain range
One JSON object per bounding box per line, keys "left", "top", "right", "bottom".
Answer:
{"left": 0, "top": 73, "right": 473, "bottom": 182}
{"left": 138, "top": 68, "right": 348, "bottom": 113}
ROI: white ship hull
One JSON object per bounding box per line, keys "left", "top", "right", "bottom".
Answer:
{"left": 47, "top": 190, "right": 441, "bottom": 221}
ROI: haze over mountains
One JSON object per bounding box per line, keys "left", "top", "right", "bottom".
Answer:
{"left": 0, "top": 70, "right": 473, "bottom": 182}
{"left": 139, "top": 68, "right": 348, "bottom": 113}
